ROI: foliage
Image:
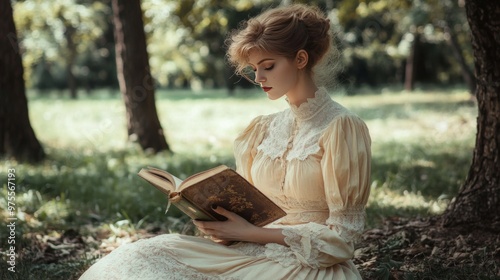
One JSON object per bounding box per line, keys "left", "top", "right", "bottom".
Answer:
{"left": 335, "top": 0, "right": 472, "bottom": 88}
{"left": 11, "top": 0, "right": 474, "bottom": 94}
{"left": 13, "top": 0, "right": 109, "bottom": 89}
{"left": 142, "top": 0, "right": 273, "bottom": 89}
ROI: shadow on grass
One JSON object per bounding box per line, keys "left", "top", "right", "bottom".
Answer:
{"left": 1, "top": 147, "right": 237, "bottom": 279}
{"left": 1, "top": 133, "right": 473, "bottom": 234}
{"left": 0, "top": 147, "right": 235, "bottom": 244}
{"left": 371, "top": 140, "right": 473, "bottom": 198}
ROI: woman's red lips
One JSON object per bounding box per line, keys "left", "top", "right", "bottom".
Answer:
{"left": 262, "top": 87, "right": 272, "bottom": 92}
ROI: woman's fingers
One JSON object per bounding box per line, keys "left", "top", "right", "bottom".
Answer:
{"left": 193, "top": 220, "right": 223, "bottom": 237}
{"left": 211, "top": 206, "right": 237, "bottom": 220}
{"left": 194, "top": 222, "right": 229, "bottom": 242}
{"left": 192, "top": 208, "right": 254, "bottom": 243}
{"left": 212, "top": 206, "right": 250, "bottom": 225}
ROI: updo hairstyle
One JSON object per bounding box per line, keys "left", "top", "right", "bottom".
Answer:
{"left": 226, "top": 4, "right": 332, "bottom": 78}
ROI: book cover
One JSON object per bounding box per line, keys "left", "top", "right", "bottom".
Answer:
{"left": 138, "top": 165, "right": 286, "bottom": 227}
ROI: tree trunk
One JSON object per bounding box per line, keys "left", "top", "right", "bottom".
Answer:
{"left": 404, "top": 31, "right": 420, "bottom": 92}
{"left": 111, "top": 0, "right": 170, "bottom": 153}
{"left": 0, "top": 0, "right": 45, "bottom": 162}
{"left": 64, "top": 23, "right": 78, "bottom": 99}
{"left": 442, "top": 0, "right": 500, "bottom": 231}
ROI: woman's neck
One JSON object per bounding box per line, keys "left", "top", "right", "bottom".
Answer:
{"left": 286, "top": 73, "right": 318, "bottom": 107}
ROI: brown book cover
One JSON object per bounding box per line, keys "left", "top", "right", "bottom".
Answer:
{"left": 137, "top": 165, "right": 286, "bottom": 227}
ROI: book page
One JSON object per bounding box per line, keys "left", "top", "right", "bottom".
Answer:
{"left": 138, "top": 167, "right": 181, "bottom": 193}
{"left": 179, "top": 165, "right": 229, "bottom": 191}
{"left": 171, "top": 174, "right": 183, "bottom": 190}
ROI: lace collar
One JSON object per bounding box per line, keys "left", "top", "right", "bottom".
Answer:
{"left": 286, "top": 87, "right": 332, "bottom": 122}
{"left": 258, "top": 87, "right": 345, "bottom": 161}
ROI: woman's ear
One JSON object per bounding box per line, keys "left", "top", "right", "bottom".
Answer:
{"left": 295, "top": 50, "right": 309, "bottom": 69}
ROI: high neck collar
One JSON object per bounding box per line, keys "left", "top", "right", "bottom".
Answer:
{"left": 287, "top": 87, "right": 332, "bottom": 121}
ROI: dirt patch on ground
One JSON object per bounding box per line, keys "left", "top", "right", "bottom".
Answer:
{"left": 353, "top": 216, "right": 500, "bottom": 279}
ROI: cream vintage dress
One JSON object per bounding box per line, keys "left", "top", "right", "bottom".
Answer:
{"left": 79, "top": 88, "right": 371, "bottom": 280}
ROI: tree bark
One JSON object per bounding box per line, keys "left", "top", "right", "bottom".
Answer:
{"left": 442, "top": 0, "right": 500, "bottom": 231}
{"left": 0, "top": 0, "right": 45, "bottom": 162}
{"left": 404, "top": 32, "right": 420, "bottom": 92}
{"left": 64, "top": 22, "right": 78, "bottom": 99}
{"left": 111, "top": 0, "right": 170, "bottom": 153}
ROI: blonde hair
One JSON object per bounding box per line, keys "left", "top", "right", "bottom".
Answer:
{"left": 226, "top": 4, "right": 340, "bottom": 87}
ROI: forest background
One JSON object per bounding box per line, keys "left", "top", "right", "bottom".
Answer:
{"left": 2, "top": 0, "right": 499, "bottom": 279}
{"left": 14, "top": 0, "right": 474, "bottom": 96}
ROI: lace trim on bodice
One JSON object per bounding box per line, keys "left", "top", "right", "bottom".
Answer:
{"left": 257, "top": 88, "right": 347, "bottom": 161}
{"left": 276, "top": 211, "right": 330, "bottom": 225}
{"left": 268, "top": 199, "right": 330, "bottom": 225}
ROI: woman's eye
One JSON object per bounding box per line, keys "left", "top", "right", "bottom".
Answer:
{"left": 264, "top": 65, "right": 274, "bottom": 70}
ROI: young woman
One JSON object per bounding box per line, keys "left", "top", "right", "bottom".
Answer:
{"left": 80, "top": 4, "right": 371, "bottom": 280}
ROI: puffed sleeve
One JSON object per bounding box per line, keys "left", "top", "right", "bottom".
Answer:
{"left": 321, "top": 113, "right": 371, "bottom": 241}
{"left": 233, "top": 115, "right": 271, "bottom": 184}
{"left": 268, "top": 113, "right": 371, "bottom": 268}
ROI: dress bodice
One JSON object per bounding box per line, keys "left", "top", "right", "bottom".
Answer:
{"left": 234, "top": 88, "right": 372, "bottom": 242}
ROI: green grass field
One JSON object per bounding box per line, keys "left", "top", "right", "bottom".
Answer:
{"left": 0, "top": 87, "right": 478, "bottom": 279}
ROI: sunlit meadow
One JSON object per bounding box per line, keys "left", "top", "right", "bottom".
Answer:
{"left": 5, "top": 87, "right": 477, "bottom": 226}
{"left": 0, "top": 87, "right": 476, "bottom": 278}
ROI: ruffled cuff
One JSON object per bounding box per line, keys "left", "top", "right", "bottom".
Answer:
{"left": 264, "top": 243, "right": 301, "bottom": 267}
{"left": 327, "top": 206, "right": 366, "bottom": 243}
{"left": 264, "top": 223, "right": 352, "bottom": 269}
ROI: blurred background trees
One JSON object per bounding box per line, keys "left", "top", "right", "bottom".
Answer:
{"left": 13, "top": 0, "right": 110, "bottom": 98}
{"left": 11, "top": 0, "right": 473, "bottom": 96}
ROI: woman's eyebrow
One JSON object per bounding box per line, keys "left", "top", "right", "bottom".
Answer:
{"left": 249, "top": 58, "right": 274, "bottom": 67}
{"left": 257, "top": 58, "right": 274, "bottom": 65}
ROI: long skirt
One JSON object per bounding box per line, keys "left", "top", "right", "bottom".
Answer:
{"left": 79, "top": 234, "right": 362, "bottom": 280}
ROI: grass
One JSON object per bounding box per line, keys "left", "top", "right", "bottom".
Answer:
{"left": 0, "top": 87, "right": 477, "bottom": 279}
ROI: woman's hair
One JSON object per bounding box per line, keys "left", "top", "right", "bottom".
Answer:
{"left": 226, "top": 4, "right": 341, "bottom": 87}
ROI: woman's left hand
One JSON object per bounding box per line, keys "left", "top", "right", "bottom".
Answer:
{"left": 193, "top": 206, "right": 257, "bottom": 245}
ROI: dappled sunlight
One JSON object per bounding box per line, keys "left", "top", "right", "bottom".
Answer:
{"left": 368, "top": 185, "right": 449, "bottom": 215}
{"left": 16, "top": 89, "right": 476, "bottom": 223}
{"left": 27, "top": 89, "right": 477, "bottom": 156}
{"left": 0, "top": 88, "right": 482, "bottom": 279}
{"left": 29, "top": 98, "right": 127, "bottom": 151}
{"left": 364, "top": 185, "right": 450, "bottom": 230}
{"left": 3, "top": 0, "right": 493, "bottom": 276}
{"left": 158, "top": 97, "right": 284, "bottom": 155}
{"left": 353, "top": 91, "right": 477, "bottom": 144}
{"left": 2, "top": 89, "right": 476, "bottom": 240}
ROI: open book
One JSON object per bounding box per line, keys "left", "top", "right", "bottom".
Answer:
{"left": 137, "top": 165, "right": 286, "bottom": 227}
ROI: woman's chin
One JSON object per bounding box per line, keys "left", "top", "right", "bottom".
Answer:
{"left": 266, "top": 92, "right": 283, "bottom": 101}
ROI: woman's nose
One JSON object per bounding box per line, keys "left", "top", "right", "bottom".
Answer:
{"left": 255, "top": 71, "right": 266, "bottom": 83}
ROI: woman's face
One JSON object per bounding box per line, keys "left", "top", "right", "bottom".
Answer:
{"left": 246, "top": 51, "right": 299, "bottom": 101}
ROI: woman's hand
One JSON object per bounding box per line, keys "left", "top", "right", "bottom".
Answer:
{"left": 193, "top": 206, "right": 257, "bottom": 245}
{"left": 193, "top": 206, "right": 287, "bottom": 246}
